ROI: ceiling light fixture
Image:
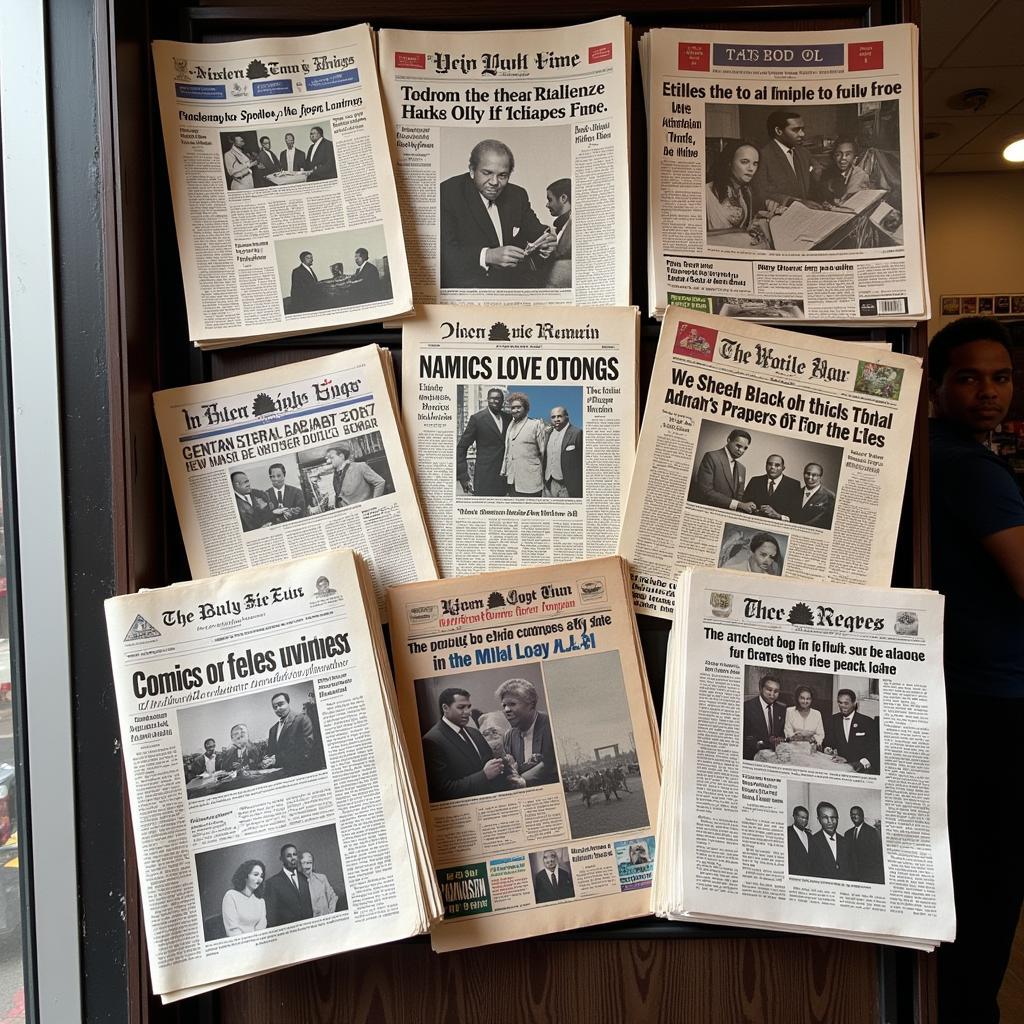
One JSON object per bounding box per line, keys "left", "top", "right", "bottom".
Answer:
{"left": 1003, "top": 137, "right": 1024, "bottom": 163}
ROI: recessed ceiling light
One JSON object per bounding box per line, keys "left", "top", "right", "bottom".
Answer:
{"left": 1003, "top": 137, "right": 1024, "bottom": 163}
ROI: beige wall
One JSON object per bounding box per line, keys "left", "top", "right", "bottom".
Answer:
{"left": 924, "top": 171, "right": 1024, "bottom": 339}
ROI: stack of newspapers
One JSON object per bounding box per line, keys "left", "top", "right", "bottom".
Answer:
{"left": 653, "top": 567, "right": 955, "bottom": 951}
{"left": 640, "top": 24, "right": 928, "bottom": 325}
{"left": 387, "top": 556, "right": 662, "bottom": 951}
{"left": 104, "top": 550, "right": 442, "bottom": 1003}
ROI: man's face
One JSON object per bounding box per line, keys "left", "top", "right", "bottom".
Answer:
{"left": 310, "top": 128, "right": 322, "bottom": 144}
{"left": 231, "top": 726, "right": 248, "bottom": 746}
{"left": 354, "top": 250, "right": 366, "bottom": 267}
{"left": 850, "top": 807, "right": 864, "bottom": 827}
{"left": 545, "top": 189, "right": 569, "bottom": 217}
{"left": 834, "top": 143, "right": 856, "bottom": 172}
{"left": 317, "top": 579, "right": 330, "bottom": 594}
{"left": 765, "top": 456, "right": 784, "bottom": 479}
{"left": 204, "top": 739, "right": 216, "bottom": 755}
{"left": 232, "top": 136, "right": 245, "bottom": 149}
{"left": 232, "top": 473, "right": 251, "bottom": 495}
{"left": 837, "top": 693, "right": 856, "bottom": 716}
{"left": 285, "top": 133, "right": 295, "bottom": 148}
{"left": 486, "top": 390, "right": 504, "bottom": 413}
{"left": 301, "top": 252, "right": 314, "bottom": 268}
{"left": 793, "top": 809, "right": 809, "bottom": 830}
{"left": 778, "top": 117, "right": 806, "bottom": 147}
{"left": 818, "top": 806, "right": 839, "bottom": 836}
{"left": 501, "top": 692, "right": 534, "bottom": 729}
{"left": 542, "top": 851, "right": 557, "bottom": 871}
{"left": 281, "top": 846, "right": 299, "bottom": 870}
{"left": 550, "top": 409, "right": 567, "bottom": 431}
{"left": 272, "top": 695, "right": 290, "bottom": 719}
{"left": 510, "top": 400, "right": 526, "bottom": 422}
{"left": 931, "top": 340, "right": 1013, "bottom": 440}
{"left": 269, "top": 467, "right": 286, "bottom": 488}
{"left": 726, "top": 434, "right": 749, "bottom": 460}
{"left": 442, "top": 695, "right": 472, "bottom": 728}
{"left": 803, "top": 465, "right": 822, "bottom": 489}
{"left": 261, "top": 138, "right": 272, "bottom": 151}
{"left": 470, "top": 150, "right": 512, "bottom": 202}
{"left": 300, "top": 853, "right": 313, "bottom": 877}
{"left": 760, "top": 679, "right": 781, "bottom": 705}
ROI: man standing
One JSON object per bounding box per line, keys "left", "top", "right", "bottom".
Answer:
{"left": 262, "top": 692, "right": 315, "bottom": 774}
{"left": 690, "top": 429, "right": 758, "bottom": 512}
{"left": 253, "top": 135, "right": 280, "bottom": 186}
{"left": 342, "top": 248, "right": 380, "bottom": 302}
{"left": 231, "top": 470, "right": 271, "bottom": 532}
{"left": 751, "top": 108, "right": 820, "bottom": 211}
{"left": 823, "top": 689, "right": 878, "bottom": 773}
{"left": 264, "top": 844, "right": 314, "bottom": 927}
{"left": 501, "top": 393, "right": 548, "bottom": 498}
{"left": 326, "top": 443, "right": 386, "bottom": 507}
{"left": 279, "top": 131, "right": 306, "bottom": 172}
{"left": 544, "top": 406, "right": 583, "bottom": 498}
{"left": 300, "top": 851, "right": 341, "bottom": 917}
{"left": 264, "top": 463, "right": 307, "bottom": 522}
{"left": 305, "top": 126, "right": 336, "bottom": 182}
{"left": 793, "top": 462, "right": 836, "bottom": 528}
{"left": 533, "top": 850, "right": 575, "bottom": 903}
{"left": 845, "top": 806, "right": 884, "bottom": 884}
{"left": 742, "top": 674, "right": 787, "bottom": 760}
{"left": 742, "top": 454, "right": 803, "bottom": 521}
{"left": 786, "top": 806, "right": 812, "bottom": 876}
{"left": 541, "top": 178, "right": 572, "bottom": 288}
{"left": 223, "top": 135, "right": 255, "bottom": 190}
{"left": 290, "top": 251, "right": 321, "bottom": 314}
{"left": 421, "top": 687, "right": 507, "bottom": 801}
{"left": 497, "top": 678, "right": 557, "bottom": 786}
{"left": 929, "top": 316, "right": 1024, "bottom": 1022}
{"left": 438, "top": 139, "right": 554, "bottom": 288}
{"left": 808, "top": 802, "right": 859, "bottom": 881}
{"left": 455, "top": 388, "right": 510, "bottom": 496}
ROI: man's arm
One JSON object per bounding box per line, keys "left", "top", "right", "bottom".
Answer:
{"left": 423, "top": 737, "right": 499, "bottom": 800}
{"left": 455, "top": 415, "right": 479, "bottom": 489}
{"left": 981, "top": 526, "right": 1024, "bottom": 599}
{"left": 360, "top": 462, "right": 386, "bottom": 498}
{"left": 695, "top": 451, "right": 742, "bottom": 509}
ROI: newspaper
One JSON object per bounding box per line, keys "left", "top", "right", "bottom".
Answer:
{"left": 640, "top": 24, "right": 928, "bottom": 324}
{"left": 387, "top": 557, "right": 661, "bottom": 951}
{"left": 401, "top": 304, "right": 638, "bottom": 577}
{"left": 617, "top": 308, "right": 920, "bottom": 619}
{"left": 378, "top": 17, "right": 631, "bottom": 308}
{"left": 153, "top": 345, "right": 437, "bottom": 614}
{"left": 152, "top": 27, "right": 412, "bottom": 348}
{"left": 653, "top": 568, "right": 954, "bottom": 950}
{"left": 103, "top": 550, "right": 441, "bottom": 1002}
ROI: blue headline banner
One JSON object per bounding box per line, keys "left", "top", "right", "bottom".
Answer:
{"left": 175, "top": 83, "right": 226, "bottom": 100}
{"left": 253, "top": 79, "right": 293, "bottom": 97}
{"left": 304, "top": 69, "right": 359, "bottom": 91}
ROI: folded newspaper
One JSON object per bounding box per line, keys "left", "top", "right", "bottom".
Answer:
{"left": 104, "top": 550, "right": 442, "bottom": 1002}
{"left": 640, "top": 24, "right": 928, "bottom": 325}
{"left": 152, "top": 27, "right": 413, "bottom": 348}
{"left": 387, "top": 556, "right": 661, "bottom": 951}
{"left": 378, "top": 17, "right": 631, "bottom": 308}
{"left": 401, "top": 304, "right": 638, "bottom": 576}
{"left": 617, "top": 308, "right": 921, "bottom": 618}
{"left": 153, "top": 345, "right": 437, "bottom": 616}
{"left": 653, "top": 567, "right": 954, "bottom": 951}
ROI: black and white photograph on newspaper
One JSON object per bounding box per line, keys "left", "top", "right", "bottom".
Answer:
{"left": 687, "top": 420, "right": 842, "bottom": 530}
{"left": 529, "top": 847, "right": 576, "bottom": 904}
{"left": 711, "top": 297, "right": 806, "bottom": 320}
{"left": 438, "top": 126, "right": 572, "bottom": 291}
{"left": 703, "top": 101, "right": 903, "bottom": 252}
{"left": 179, "top": 681, "right": 327, "bottom": 798}
{"left": 195, "top": 822, "right": 348, "bottom": 940}
{"left": 413, "top": 662, "right": 560, "bottom": 803}
{"left": 785, "top": 780, "right": 885, "bottom": 884}
{"left": 741, "top": 665, "right": 880, "bottom": 774}
{"left": 218, "top": 121, "right": 337, "bottom": 190}
{"left": 227, "top": 433, "right": 395, "bottom": 532}
{"left": 717, "top": 522, "right": 789, "bottom": 576}
{"left": 276, "top": 225, "right": 393, "bottom": 315}
{"left": 455, "top": 384, "right": 584, "bottom": 500}
{"left": 548, "top": 649, "right": 649, "bottom": 841}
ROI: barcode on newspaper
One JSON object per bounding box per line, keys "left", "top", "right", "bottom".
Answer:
{"left": 876, "top": 298, "right": 908, "bottom": 314}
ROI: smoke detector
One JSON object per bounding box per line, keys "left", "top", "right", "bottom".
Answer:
{"left": 948, "top": 88, "right": 993, "bottom": 112}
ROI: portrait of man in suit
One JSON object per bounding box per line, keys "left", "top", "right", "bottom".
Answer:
{"left": 253, "top": 135, "right": 281, "bottom": 187}
{"left": 289, "top": 251, "right": 322, "bottom": 314}
{"left": 544, "top": 406, "right": 583, "bottom": 499}
{"left": 822, "top": 139, "right": 871, "bottom": 205}
{"left": 221, "top": 723, "right": 262, "bottom": 773}
{"left": 456, "top": 388, "right": 511, "bottom": 497}
{"left": 262, "top": 691, "right": 317, "bottom": 774}
{"left": 501, "top": 392, "right": 548, "bottom": 498}
{"left": 326, "top": 443, "right": 386, "bottom": 507}
{"left": 690, "top": 428, "right": 759, "bottom": 512}
{"left": 845, "top": 805, "right": 885, "bottom": 883}
{"left": 264, "top": 844, "right": 314, "bottom": 927}
{"left": 532, "top": 849, "right": 575, "bottom": 904}
{"left": 792, "top": 462, "right": 836, "bottom": 529}
{"left": 263, "top": 463, "right": 307, "bottom": 523}
{"left": 824, "top": 689, "right": 879, "bottom": 774}
{"left": 808, "top": 801, "right": 859, "bottom": 881}
{"left": 231, "top": 470, "right": 271, "bottom": 532}
{"left": 305, "top": 126, "right": 337, "bottom": 182}
{"left": 339, "top": 247, "right": 380, "bottom": 303}
{"left": 439, "top": 139, "right": 555, "bottom": 289}
{"left": 742, "top": 454, "right": 803, "bottom": 521}
{"left": 190, "top": 737, "right": 220, "bottom": 781}
{"left": 542, "top": 178, "right": 572, "bottom": 289}
{"left": 742, "top": 673, "right": 787, "bottom": 760}
{"left": 751, "top": 108, "right": 822, "bottom": 212}
{"left": 279, "top": 131, "right": 306, "bottom": 173}
{"left": 497, "top": 677, "right": 557, "bottom": 786}
{"left": 786, "top": 805, "right": 812, "bottom": 877}
{"left": 421, "top": 686, "right": 509, "bottom": 802}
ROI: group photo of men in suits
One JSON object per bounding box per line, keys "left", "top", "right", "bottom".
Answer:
{"left": 229, "top": 461, "right": 311, "bottom": 534}
{"left": 688, "top": 421, "right": 841, "bottom": 531}
{"left": 455, "top": 385, "right": 584, "bottom": 500}
{"left": 219, "top": 122, "right": 337, "bottom": 192}
{"left": 786, "top": 792, "right": 885, "bottom": 885}
{"left": 438, "top": 129, "right": 572, "bottom": 290}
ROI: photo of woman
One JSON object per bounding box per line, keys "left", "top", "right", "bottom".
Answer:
{"left": 221, "top": 860, "right": 267, "bottom": 936}
{"left": 784, "top": 685, "right": 825, "bottom": 747}
{"left": 705, "top": 140, "right": 760, "bottom": 231}
{"left": 721, "top": 531, "right": 783, "bottom": 575}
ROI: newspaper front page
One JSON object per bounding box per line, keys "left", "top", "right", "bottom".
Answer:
{"left": 104, "top": 550, "right": 439, "bottom": 1001}
{"left": 401, "top": 304, "right": 638, "bottom": 577}
{"left": 152, "top": 27, "right": 412, "bottom": 348}
{"left": 378, "top": 17, "right": 630, "bottom": 308}
{"left": 654, "top": 568, "right": 954, "bottom": 950}
{"left": 618, "top": 308, "right": 920, "bottom": 618}
{"left": 154, "top": 346, "right": 437, "bottom": 613}
{"left": 641, "top": 24, "right": 927, "bottom": 324}
{"left": 387, "top": 557, "right": 661, "bottom": 951}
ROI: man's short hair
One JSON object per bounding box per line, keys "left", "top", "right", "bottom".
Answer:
{"left": 804, "top": 462, "right": 824, "bottom": 475}
{"left": 928, "top": 316, "right": 1012, "bottom": 383}
{"left": 271, "top": 692, "right": 291, "bottom": 705}
{"left": 326, "top": 443, "right": 352, "bottom": 459}
{"left": 230, "top": 471, "right": 247, "bottom": 486}
{"left": 767, "top": 454, "right": 785, "bottom": 465}
{"left": 759, "top": 674, "right": 781, "bottom": 691}
{"left": 204, "top": 737, "right": 215, "bottom": 746}
{"left": 496, "top": 678, "right": 538, "bottom": 705}
{"left": 727, "top": 428, "right": 752, "bottom": 444}
{"left": 469, "top": 139, "right": 515, "bottom": 173}
{"left": 230, "top": 723, "right": 247, "bottom": 736}
{"left": 268, "top": 463, "right": 286, "bottom": 476}
{"left": 260, "top": 136, "right": 271, "bottom": 145}
{"left": 355, "top": 247, "right": 369, "bottom": 259}
{"left": 547, "top": 177, "right": 571, "bottom": 201}
{"left": 793, "top": 805, "right": 808, "bottom": 817}
{"left": 299, "top": 250, "right": 312, "bottom": 260}
{"left": 767, "top": 108, "right": 802, "bottom": 137}
{"left": 507, "top": 391, "right": 530, "bottom": 413}
{"left": 550, "top": 406, "right": 568, "bottom": 418}
{"left": 486, "top": 387, "right": 504, "bottom": 400}
{"left": 280, "top": 843, "right": 297, "bottom": 859}
{"left": 310, "top": 127, "right": 323, "bottom": 138}
{"left": 832, "top": 137, "right": 857, "bottom": 154}
{"left": 438, "top": 687, "right": 470, "bottom": 715}
{"left": 850, "top": 805, "right": 864, "bottom": 815}
{"left": 816, "top": 801, "right": 838, "bottom": 818}
{"left": 836, "top": 688, "right": 857, "bottom": 703}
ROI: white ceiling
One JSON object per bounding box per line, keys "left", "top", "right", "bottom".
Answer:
{"left": 923, "top": 0, "right": 1024, "bottom": 173}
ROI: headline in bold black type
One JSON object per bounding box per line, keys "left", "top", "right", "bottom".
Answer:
{"left": 398, "top": 82, "right": 608, "bottom": 127}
